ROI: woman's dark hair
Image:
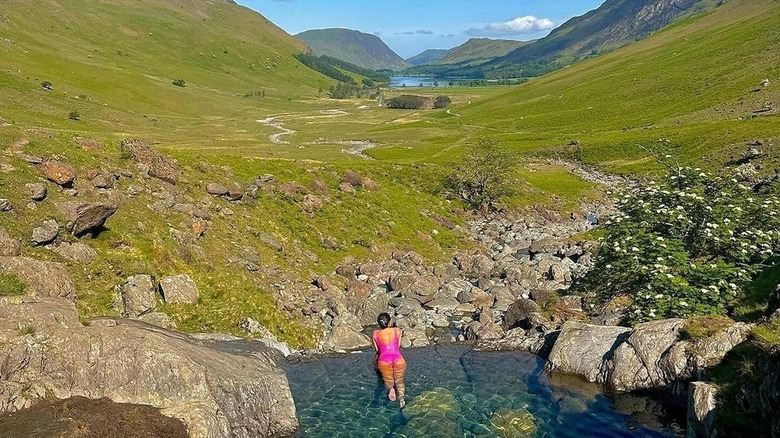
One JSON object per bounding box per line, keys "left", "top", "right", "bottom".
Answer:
{"left": 377, "top": 312, "right": 392, "bottom": 329}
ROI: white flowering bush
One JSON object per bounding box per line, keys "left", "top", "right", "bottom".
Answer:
{"left": 582, "top": 165, "right": 780, "bottom": 324}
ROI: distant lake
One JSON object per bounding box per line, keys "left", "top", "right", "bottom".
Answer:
{"left": 389, "top": 76, "right": 448, "bottom": 88}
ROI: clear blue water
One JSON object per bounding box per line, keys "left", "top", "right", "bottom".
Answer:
{"left": 285, "top": 344, "right": 683, "bottom": 437}
{"left": 389, "top": 76, "right": 446, "bottom": 88}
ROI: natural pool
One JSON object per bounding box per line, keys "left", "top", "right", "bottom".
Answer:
{"left": 285, "top": 344, "right": 683, "bottom": 437}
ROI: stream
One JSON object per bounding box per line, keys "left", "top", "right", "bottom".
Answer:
{"left": 284, "top": 344, "right": 683, "bottom": 437}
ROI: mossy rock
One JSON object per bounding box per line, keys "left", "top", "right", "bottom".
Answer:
{"left": 398, "top": 412, "right": 462, "bottom": 437}
{"left": 489, "top": 407, "right": 537, "bottom": 438}
{"left": 402, "top": 387, "right": 460, "bottom": 416}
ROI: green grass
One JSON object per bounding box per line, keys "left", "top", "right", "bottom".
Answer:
{"left": 0, "top": 273, "right": 27, "bottom": 296}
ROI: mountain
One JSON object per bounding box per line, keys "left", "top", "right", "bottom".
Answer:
{"left": 438, "top": 38, "right": 531, "bottom": 65}
{"left": 487, "top": 0, "right": 722, "bottom": 75}
{"left": 296, "top": 28, "right": 409, "bottom": 71}
{"left": 405, "top": 49, "right": 450, "bottom": 66}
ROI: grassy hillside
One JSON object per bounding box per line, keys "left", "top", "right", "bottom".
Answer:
{"left": 405, "top": 49, "right": 450, "bottom": 66}
{"left": 438, "top": 38, "right": 530, "bottom": 65}
{"left": 296, "top": 28, "right": 410, "bottom": 71}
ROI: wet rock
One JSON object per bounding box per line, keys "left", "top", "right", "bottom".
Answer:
{"left": 120, "top": 139, "right": 178, "bottom": 184}
{"left": 0, "top": 256, "right": 76, "bottom": 301}
{"left": 118, "top": 274, "right": 158, "bottom": 317}
{"left": 547, "top": 321, "right": 631, "bottom": 383}
{"left": 57, "top": 202, "right": 117, "bottom": 236}
{"left": 0, "top": 299, "right": 297, "bottom": 438}
{"left": 687, "top": 382, "right": 718, "bottom": 438}
{"left": 239, "top": 317, "right": 295, "bottom": 357}
{"left": 490, "top": 407, "right": 537, "bottom": 438}
{"left": 31, "top": 219, "right": 59, "bottom": 246}
{"left": 159, "top": 274, "right": 199, "bottom": 304}
{"left": 51, "top": 242, "right": 97, "bottom": 264}
{"left": 0, "top": 228, "right": 22, "bottom": 256}
{"left": 40, "top": 159, "right": 76, "bottom": 186}
{"left": 25, "top": 182, "right": 47, "bottom": 201}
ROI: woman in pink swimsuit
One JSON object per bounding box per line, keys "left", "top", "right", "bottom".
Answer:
{"left": 372, "top": 312, "right": 407, "bottom": 408}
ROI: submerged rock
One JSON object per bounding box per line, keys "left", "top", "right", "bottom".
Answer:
{"left": 490, "top": 407, "right": 537, "bottom": 438}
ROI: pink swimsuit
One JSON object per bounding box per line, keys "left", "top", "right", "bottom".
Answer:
{"left": 374, "top": 330, "right": 403, "bottom": 364}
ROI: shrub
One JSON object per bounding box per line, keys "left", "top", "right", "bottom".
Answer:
{"left": 172, "top": 79, "right": 186, "bottom": 87}
{"left": 433, "top": 95, "right": 452, "bottom": 109}
{"left": 444, "top": 137, "right": 518, "bottom": 212}
{"left": 68, "top": 111, "right": 80, "bottom": 121}
{"left": 0, "top": 273, "right": 27, "bottom": 296}
{"left": 579, "top": 161, "right": 780, "bottom": 324}
{"left": 386, "top": 94, "right": 429, "bottom": 109}
{"left": 40, "top": 81, "right": 53, "bottom": 90}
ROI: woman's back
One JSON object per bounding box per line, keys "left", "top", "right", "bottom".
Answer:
{"left": 374, "top": 327, "right": 402, "bottom": 362}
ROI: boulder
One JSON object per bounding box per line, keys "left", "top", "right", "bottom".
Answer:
{"left": 25, "top": 182, "right": 47, "bottom": 201}
{"left": 119, "top": 274, "right": 158, "bottom": 317}
{"left": 606, "top": 319, "right": 685, "bottom": 391}
{"left": 120, "top": 139, "right": 178, "bottom": 184}
{"left": 159, "top": 275, "right": 199, "bottom": 304}
{"left": 323, "top": 325, "right": 371, "bottom": 351}
{"left": 206, "top": 183, "right": 229, "bottom": 196}
{"left": 191, "top": 218, "right": 209, "bottom": 238}
{"left": 489, "top": 407, "right": 536, "bottom": 438}
{"left": 308, "top": 180, "right": 328, "bottom": 194}
{"left": 31, "top": 219, "right": 59, "bottom": 246}
{"left": 686, "top": 382, "right": 718, "bottom": 438}
{"left": 51, "top": 242, "right": 97, "bottom": 264}
{"left": 389, "top": 273, "right": 416, "bottom": 292}
{"left": 0, "top": 228, "right": 22, "bottom": 256}
{"left": 338, "top": 181, "right": 356, "bottom": 193}
{"left": 0, "top": 256, "right": 76, "bottom": 301}
{"left": 407, "top": 275, "right": 441, "bottom": 305}
{"left": 56, "top": 202, "right": 117, "bottom": 236}
{"left": 313, "top": 275, "right": 331, "bottom": 291}
{"left": 455, "top": 253, "right": 494, "bottom": 278}
{"left": 361, "top": 178, "right": 380, "bottom": 191}
{"left": 91, "top": 173, "right": 116, "bottom": 189}
{"left": 137, "top": 311, "right": 178, "bottom": 330}
{"left": 463, "top": 321, "right": 505, "bottom": 341}
{"left": 301, "top": 194, "right": 323, "bottom": 213}
{"left": 40, "top": 160, "right": 76, "bottom": 186}
{"left": 504, "top": 299, "right": 542, "bottom": 329}
{"left": 341, "top": 171, "right": 363, "bottom": 187}
{"left": 353, "top": 288, "right": 391, "bottom": 327}
{"left": 0, "top": 298, "right": 297, "bottom": 438}
{"left": 239, "top": 317, "right": 295, "bottom": 357}
{"left": 256, "top": 232, "right": 283, "bottom": 252}
{"left": 547, "top": 321, "right": 631, "bottom": 383}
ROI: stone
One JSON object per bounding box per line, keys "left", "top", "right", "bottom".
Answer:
{"left": 239, "top": 317, "right": 295, "bottom": 357}
{"left": 407, "top": 275, "right": 441, "bottom": 305}
{"left": 56, "top": 202, "right": 117, "bottom": 236}
{"left": 342, "top": 170, "right": 363, "bottom": 187}
{"left": 119, "top": 274, "right": 158, "bottom": 317}
{"left": 40, "top": 159, "right": 76, "bottom": 186}
{"left": 0, "top": 228, "right": 22, "bottom": 256}
{"left": 226, "top": 186, "right": 244, "bottom": 201}
{"left": 137, "top": 311, "right": 178, "bottom": 330}
{"left": 256, "top": 232, "right": 283, "bottom": 251}
{"left": 191, "top": 218, "right": 209, "bottom": 238}
{"left": 91, "top": 173, "right": 116, "bottom": 189}
{"left": 206, "top": 182, "right": 229, "bottom": 196}
{"left": 353, "top": 288, "right": 391, "bottom": 327}
{"left": 455, "top": 253, "right": 494, "bottom": 278}
{"left": 31, "top": 219, "right": 59, "bottom": 246}
{"left": 607, "top": 319, "right": 686, "bottom": 391}
{"left": 433, "top": 263, "right": 459, "bottom": 281}
{"left": 547, "top": 322, "right": 631, "bottom": 383}
{"left": 389, "top": 273, "right": 417, "bottom": 292}
{"left": 362, "top": 178, "right": 380, "bottom": 191}
{"left": 504, "top": 299, "right": 542, "bottom": 329}
{"left": 424, "top": 296, "right": 460, "bottom": 312}
{"left": 25, "top": 182, "right": 47, "bottom": 201}
{"left": 324, "top": 325, "right": 371, "bottom": 351}
{"left": 464, "top": 321, "right": 505, "bottom": 341}
{"left": 490, "top": 407, "right": 537, "bottom": 438}
{"left": 0, "top": 199, "right": 10, "bottom": 212}
{"left": 338, "top": 181, "right": 356, "bottom": 193}
{"left": 0, "top": 256, "right": 76, "bottom": 301}
{"left": 159, "top": 274, "right": 199, "bottom": 304}
{"left": 0, "top": 299, "right": 297, "bottom": 438}
{"left": 687, "top": 382, "right": 718, "bottom": 438}
{"left": 557, "top": 295, "right": 583, "bottom": 312}
{"left": 308, "top": 179, "right": 328, "bottom": 194}
{"left": 120, "top": 139, "right": 178, "bottom": 184}
{"left": 313, "top": 275, "right": 331, "bottom": 291}
{"left": 51, "top": 242, "right": 97, "bottom": 264}
{"left": 301, "top": 194, "right": 323, "bottom": 213}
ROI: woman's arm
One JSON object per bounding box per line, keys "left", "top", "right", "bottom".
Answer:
{"left": 371, "top": 331, "right": 379, "bottom": 352}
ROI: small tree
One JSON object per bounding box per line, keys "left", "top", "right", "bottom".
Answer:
{"left": 172, "top": 79, "right": 186, "bottom": 87}
{"left": 446, "top": 137, "right": 517, "bottom": 212}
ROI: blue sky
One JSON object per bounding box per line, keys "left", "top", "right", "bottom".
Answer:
{"left": 237, "top": 0, "right": 606, "bottom": 59}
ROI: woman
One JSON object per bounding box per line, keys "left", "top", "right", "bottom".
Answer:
{"left": 372, "top": 312, "right": 407, "bottom": 408}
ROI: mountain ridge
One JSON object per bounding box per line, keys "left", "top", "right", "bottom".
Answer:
{"left": 296, "top": 28, "right": 409, "bottom": 71}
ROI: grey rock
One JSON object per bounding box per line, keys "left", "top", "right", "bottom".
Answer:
{"left": 504, "top": 298, "right": 542, "bottom": 329}
{"left": 119, "top": 274, "right": 158, "bottom": 317}
{"left": 31, "top": 219, "right": 59, "bottom": 246}
{"left": 424, "top": 296, "right": 460, "bottom": 312}
{"left": 256, "top": 232, "right": 283, "bottom": 252}
{"left": 687, "top": 382, "right": 718, "bottom": 438}
{"left": 239, "top": 317, "right": 295, "bottom": 357}
{"left": 353, "top": 288, "right": 390, "bottom": 327}
{"left": 547, "top": 321, "right": 631, "bottom": 383}
{"left": 51, "top": 242, "right": 97, "bottom": 264}
{"left": 137, "top": 311, "right": 177, "bottom": 330}
{"left": 324, "top": 325, "right": 371, "bottom": 351}
{"left": 56, "top": 202, "right": 117, "bottom": 236}
{"left": 0, "top": 257, "right": 76, "bottom": 301}
{"left": 91, "top": 173, "right": 116, "bottom": 189}
{"left": 25, "top": 182, "right": 47, "bottom": 201}
{"left": 206, "top": 182, "right": 229, "bottom": 196}
{"left": 407, "top": 274, "right": 441, "bottom": 305}
{"left": 433, "top": 263, "right": 459, "bottom": 281}
{"left": 455, "top": 253, "right": 494, "bottom": 278}
{"left": 159, "top": 274, "right": 199, "bottom": 304}
{"left": 301, "top": 194, "right": 323, "bottom": 213}
{"left": 0, "top": 298, "right": 297, "bottom": 438}
{"left": 0, "top": 228, "right": 22, "bottom": 256}
{"left": 389, "top": 273, "right": 417, "bottom": 292}
{"left": 120, "top": 139, "right": 178, "bottom": 184}
{"left": 557, "top": 295, "right": 583, "bottom": 312}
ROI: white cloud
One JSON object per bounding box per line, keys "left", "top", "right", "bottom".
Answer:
{"left": 466, "top": 15, "right": 555, "bottom": 37}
